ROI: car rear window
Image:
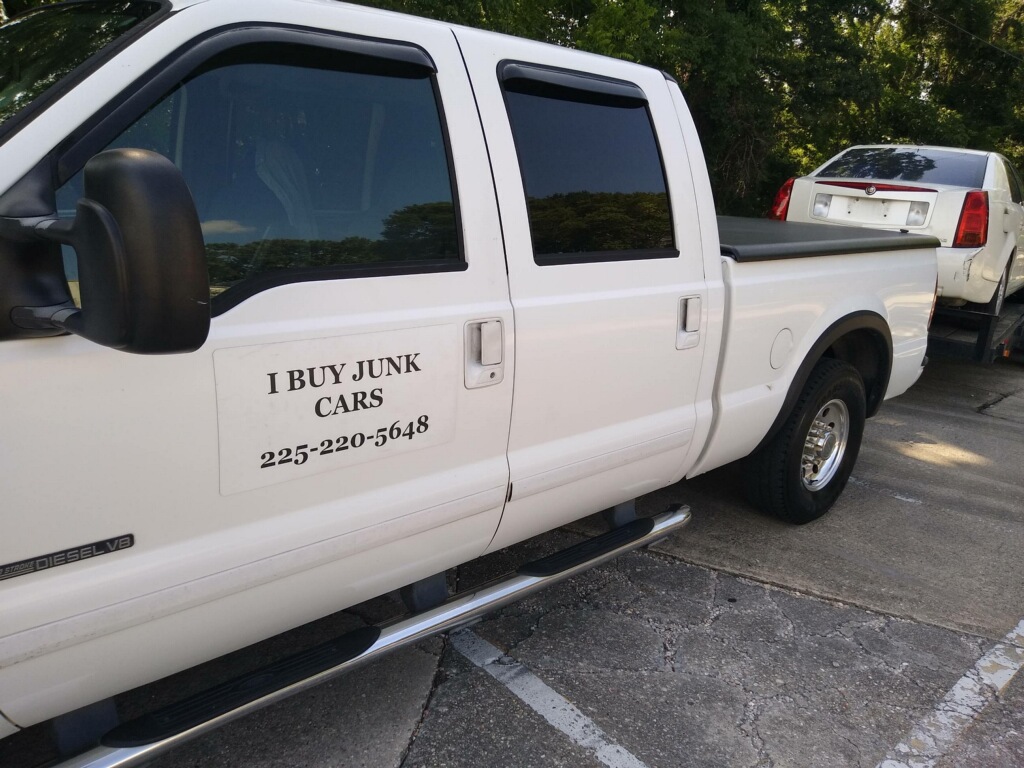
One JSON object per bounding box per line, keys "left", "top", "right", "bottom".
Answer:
{"left": 816, "top": 147, "right": 988, "bottom": 188}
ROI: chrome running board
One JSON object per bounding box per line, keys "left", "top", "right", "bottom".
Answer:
{"left": 59, "top": 505, "right": 691, "bottom": 768}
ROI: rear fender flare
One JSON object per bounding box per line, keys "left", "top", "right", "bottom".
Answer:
{"left": 753, "top": 311, "right": 892, "bottom": 454}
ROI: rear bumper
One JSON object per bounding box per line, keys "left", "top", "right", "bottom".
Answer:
{"left": 937, "top": 246, "right": 999, "bottom": 304}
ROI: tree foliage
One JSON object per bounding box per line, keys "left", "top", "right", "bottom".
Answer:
{"left": 527, "top": 192, "right": 672, "bottom": 253}
{"left": 205, "top": 201, "right": 459, "bottom": 290}
{"left": 352, "top": 0, "right": 1024, "bottom": 215}
{"left": 5, "top": 0, "right": 1024, "bottom": 214}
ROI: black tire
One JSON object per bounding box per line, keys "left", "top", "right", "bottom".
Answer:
{"left": 745, "top": 359, "right": 866, "bottom": 524}
{"left": 984, "top": 259, "right": 1011, "bottom": 316}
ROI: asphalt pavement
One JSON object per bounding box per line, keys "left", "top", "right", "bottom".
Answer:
{"left": 2, "top": 352, "right": 1023, "bottom": 768}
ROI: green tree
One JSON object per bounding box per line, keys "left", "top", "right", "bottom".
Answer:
{"left": 527, "top": 192, "right": 671, "bottom": 253}
{"left": 386, "top": 1, "right": 1024, "bottom": 209}
{"left": 380, "top": 201, "right": 458, "bottom": 260}
{"left": 12, "top": 0, "right": 1024, "bottom": 214}
{"left": 880, "top": 0, "right": 1024, "bottom": 166}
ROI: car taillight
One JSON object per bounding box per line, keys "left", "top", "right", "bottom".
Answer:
{"left": 769, "top": 177, "right": 795, "bottom": 220}
{"left": 953, "top": 190, "right": 988, "bottom": 247}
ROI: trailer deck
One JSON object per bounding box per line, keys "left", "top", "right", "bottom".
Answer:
{"left": 928, "top": 301, "right": 1024, "bottom": 362}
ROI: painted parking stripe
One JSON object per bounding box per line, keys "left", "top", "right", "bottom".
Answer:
{"left": 451, "top": 629, "right": 650, "bottom": 768}
{"left": 878, "top": 619, "right": 1024, "bottom": 768}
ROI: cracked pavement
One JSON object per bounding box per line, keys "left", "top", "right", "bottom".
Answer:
{"left": 2, "top": 357, "right": 1023, "bottom": 767}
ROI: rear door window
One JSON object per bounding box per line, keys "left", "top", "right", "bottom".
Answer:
{"left": 500, "top": 62, "right": 675, "bottom": 265}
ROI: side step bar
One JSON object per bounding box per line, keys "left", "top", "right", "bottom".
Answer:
{"left": 60, "top": 505, "right": 691, "bottom": 768}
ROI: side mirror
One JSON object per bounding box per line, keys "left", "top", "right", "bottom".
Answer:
{"left": 16, "top": 149, "right": 210, "bottom": 353}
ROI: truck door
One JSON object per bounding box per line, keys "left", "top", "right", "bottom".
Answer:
{"left": 456, "top": 31, "right": 710, "bottom": 549}
{"left": 0, "top": 8, "right": 512, "bottom": 724}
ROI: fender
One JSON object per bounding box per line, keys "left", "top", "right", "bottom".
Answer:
{"left": 981, "top": 238, "right": 1015, "bottom": 283}
{"left": 753, "top": 310, "right": 892, "bottom": 454}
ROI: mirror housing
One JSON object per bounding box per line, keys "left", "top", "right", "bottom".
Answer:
{"left": 15, "top": 148, "right": 209, "bottom": 353}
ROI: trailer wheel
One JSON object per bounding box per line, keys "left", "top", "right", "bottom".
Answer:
{"left": 745, "top": 359, "right": 866, "bottom": 524}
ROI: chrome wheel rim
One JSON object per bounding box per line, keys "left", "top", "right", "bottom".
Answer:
{"left": 801, "top": 399, "right": 849, "bottom": 492}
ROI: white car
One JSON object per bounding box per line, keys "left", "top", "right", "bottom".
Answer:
{"left": 773, "top": 145, "right": 1024, "bottom": 314}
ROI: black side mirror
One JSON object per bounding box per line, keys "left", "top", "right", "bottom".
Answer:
{"left": 15, "top": 148, "right": 210, "bottom": 353}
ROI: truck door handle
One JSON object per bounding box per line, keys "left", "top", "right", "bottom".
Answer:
{"left": 465, "top": 319, "right": 505, "bottom": 388}
{"left": 677, "top": 296, "right": 701, "bottom": 350}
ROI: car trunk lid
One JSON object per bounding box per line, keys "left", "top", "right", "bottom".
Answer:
{"left": 807, "top": 179, "right": 939, "bottom": 230}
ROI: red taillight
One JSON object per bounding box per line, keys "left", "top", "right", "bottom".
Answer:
{"left": 953, "top": 190, "right": 989, "bottom": 247}
{"left": 769, "top": 177, "right": 795, "bottom": 220}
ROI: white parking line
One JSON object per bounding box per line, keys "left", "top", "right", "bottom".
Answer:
{"left": 892, "top": 494, "right": 923, "bottom": 505}
{"left": 878, "top": 619, "right": 1024, "bottom": 768}
{"left": 451, "top": 629, "right": 650, "bottom": 768}
{"left": 848, "top": 476, "right": 923, "bottom": 505}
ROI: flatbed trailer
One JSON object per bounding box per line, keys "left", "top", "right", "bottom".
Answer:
{"left": 928, "top": 302, "right": 1024, "bottom": 362}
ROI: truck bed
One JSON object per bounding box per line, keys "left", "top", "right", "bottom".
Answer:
{"left": 718, "top": 215, "right": 939, "bottom": 261}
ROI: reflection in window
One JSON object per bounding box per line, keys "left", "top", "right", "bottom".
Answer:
{"left": 57, "top": 43, "right": 460, "bottom": 306}
{"left": 0, "top": 1, "right": 160, "bottom": 132}
{"left": 817, "top": 147, "right": 988, "bottom": 188}
{"left": 503, "top": 74, "right": 674, "bottom": 263}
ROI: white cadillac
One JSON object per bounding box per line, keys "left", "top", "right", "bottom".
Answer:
{"left": 773, "top": 145, "right": 1024, "bottom": 315}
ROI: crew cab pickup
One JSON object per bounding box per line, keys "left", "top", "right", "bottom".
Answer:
{"left": 0, "top": 1, "right": 938, "bottom": 763}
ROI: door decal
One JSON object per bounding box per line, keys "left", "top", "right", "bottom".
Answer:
{"left": 214, "top": 324, "right": 458, "bottom": 494}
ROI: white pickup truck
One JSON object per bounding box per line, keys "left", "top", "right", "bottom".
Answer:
{"left": 0, "top": 1, "right": 937, "bottom": 764}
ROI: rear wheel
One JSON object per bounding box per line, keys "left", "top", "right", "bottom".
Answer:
{"left": 985, "top": 259, "right": 1011, "bottom": 316}
{"left": 745, "top": 359, "right": 866, "bottom": 524}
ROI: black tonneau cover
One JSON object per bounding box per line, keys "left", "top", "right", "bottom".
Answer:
{"left": 718, "top": 215, "right": 939, "bottom": 262}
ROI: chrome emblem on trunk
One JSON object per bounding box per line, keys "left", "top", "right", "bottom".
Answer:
{"left": 865, "top": 185, "right": 877, "bottom": 195}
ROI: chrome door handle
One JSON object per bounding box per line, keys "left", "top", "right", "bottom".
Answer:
{"left": 465, "top": 319, "right": 505, "bottom": 388}
{"left": 677, "top": 296, "right": 701, "bottom": 350}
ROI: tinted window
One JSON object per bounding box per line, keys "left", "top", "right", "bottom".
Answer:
{"left": 503, "top": 70, "right": 674, "bottom": 264}
{"left": 57, "top": 43, "right": 459, "bottom": 308}
{"left": 1004, "top": 159, "right": 1023, "bottom": 204}
{"left": 816, "top": 147, "right": 988, "bottom": 188}
{"left": 0, "top": 1, "right": 160, "bottom": 136}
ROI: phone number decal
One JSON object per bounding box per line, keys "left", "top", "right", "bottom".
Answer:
{"left": 260, "top": 415, "right": 430, "bottom": 469}
{"left": 214, "top": 326, "right": 457, "bottom": 495}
